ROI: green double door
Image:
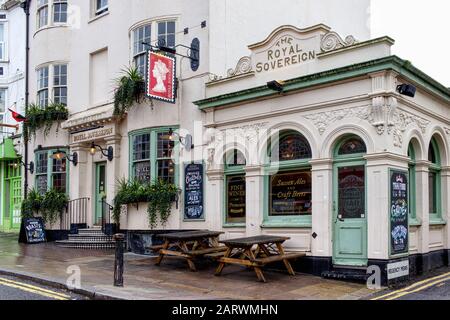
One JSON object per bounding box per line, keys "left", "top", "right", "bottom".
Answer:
{"left": 3, "top": 162, "right": 22, "bottom": 230}
{"left": 332, "top": 163, "right": 368, "bottom": 266}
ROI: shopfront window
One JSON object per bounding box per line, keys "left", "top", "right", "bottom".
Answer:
{"left": 264, "top": 130, "right": 312, "bottom": 226}
{"left": 130, "top": 128, "right": 177, "bottom": 184}
{"left": 428, "top": 138, "right": 441, "bottom": 220}
{"left": 35, "top": 149, "right": 68, "bottom": 194}
{"left": 224, "top": 150, "right": 246, "bottom": 225}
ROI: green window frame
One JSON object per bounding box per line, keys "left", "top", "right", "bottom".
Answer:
{"left": 262, "top": 130, "right": 313, "bottom": 228}
{"left": 34, "top": 149, "right": 69, "bottom": 195}
{"left": 428, "top": 138, "right": 443, "bottom": 223}
{"left": 129, "top": 127, "right": 179, "bottom": 185}
{"left": 407, "top": 144, "right": 419, "bottom": 225}
{"left": 223, "top": 149, "right": 246, "bottom": 227}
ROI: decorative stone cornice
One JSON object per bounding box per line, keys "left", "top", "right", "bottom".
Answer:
{"left": 61, "top": 103, "right": 115, "bottom": 132}
{"left": 227, "top": 56, "right": 253, "bottom": 77}
{"left": 320, "top": 32, "right": 358, "bottom": 53}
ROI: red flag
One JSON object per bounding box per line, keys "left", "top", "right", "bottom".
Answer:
{"left": 8, "top": 108, "right": 27, "bottom": 122}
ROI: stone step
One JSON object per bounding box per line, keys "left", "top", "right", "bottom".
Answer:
{"left": 78, "top": 228, "right": 104, "bottom": 235}
{"left": 68, "top": 235, "right": 113, "bottom": 242}
{"left": 321, "top": 270, "right": 369, "bottom": 283}
{"left": 55, "top": 240, "right": 116, "bottom": 249}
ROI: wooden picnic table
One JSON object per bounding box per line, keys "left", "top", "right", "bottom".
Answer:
{"left": 155, "top": 230, "right": 225, "bottom": 271}
{"left": 215, "top": 235, "right": 306, "bottom": 282}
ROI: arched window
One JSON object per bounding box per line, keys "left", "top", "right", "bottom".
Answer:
{"left": 271, "top": 130, "right": 312, "bottom": 162}
{"left": 224, "top": 150, "right": 246, "bottom": 226}
{"left": 408, "top": 142, "right": 417, "bottom": 223}
{"left": 265, "top": 130, "right": 312, "bottom": 226}
{"left": 428, "top": 138, "right": 441, "bottom": 220}
{"left": 337, "top": 136, "right": 367, "bottom": 156}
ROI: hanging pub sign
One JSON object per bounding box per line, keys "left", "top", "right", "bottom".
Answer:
{"left": 147, "top": 50, "right": 176, "bottom": 104}
{"left": 184, "top": 163, "right": 204, "bottom": 220}
{"left": 390, "top": 170, "right": 409, "bottom": 256}
{"left": 19, "top": 217, "right": 46, "bottom": 244}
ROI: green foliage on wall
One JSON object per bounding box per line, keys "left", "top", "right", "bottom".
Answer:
{"left": 25, "top": 103, "right": 69, "bottom": 138}
{"left": 21, "top": 188, "right": 68, "bottom": 225}
{"left": 113, "top": 178, "right": 179, "bottom": 229}
{"left": 113, "top": 67, "right": 146, "bottom": 118}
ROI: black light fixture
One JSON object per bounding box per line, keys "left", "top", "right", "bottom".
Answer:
{"left": 10, "top": 160, "right": 34, "bottom": 174}
{"left": 50, "top": 149, "right": 78, "bottom": 166}
{"left": 396, "top": 83, "right": 416, "bottom": 98}
{"left": 267, "top": 80, "right": 285, "bottom": 92}
{"left": 168, "top": 128, "right": 194, "bottom": 152}
{"left": 89, "top": 142, "right": 113, "bottom": 162}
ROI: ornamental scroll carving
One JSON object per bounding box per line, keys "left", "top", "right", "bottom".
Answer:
{"left": 227, "top": 56, "right": 253, "bottom": 77}
{"left": 320, "top": 32, "right": 358, "bottom": 52}
{"left": 390, "top": 110, "right": 430, "bottom": 148}
{"left": 206, "top": 123, "right": 268, "bottom": 168}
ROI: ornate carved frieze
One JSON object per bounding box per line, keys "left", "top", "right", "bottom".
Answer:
{"left": 390, "top": 110, "right": 430, "bottom": 148}
{"left": 304, "top": 106, "right": 371, "bottom": 135}
{"left": 320, "top": 32, "right": 358, "bottom": 52}
{"left": 227, "top": 56, "right": 253, "bottom": 77}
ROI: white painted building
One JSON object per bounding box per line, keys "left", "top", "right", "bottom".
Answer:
{"left": 24, "top": 0, "right": 450, "bottom": 284}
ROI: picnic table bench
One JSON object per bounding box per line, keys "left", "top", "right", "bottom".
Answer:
{"left": 215, "top": 235, "right": 306, "bottom": 282}
{"left": 155, "top": 230, "right": 225, "bottom": 271}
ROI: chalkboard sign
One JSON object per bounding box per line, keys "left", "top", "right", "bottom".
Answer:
{"left": 184, "top": 163, "right": 204, "bottom": 219}
{"left": 390, "top": 170, "right": 408, "bottom": 256}
{"left": 20, "top": 217, "right": 46, "bottom": 244}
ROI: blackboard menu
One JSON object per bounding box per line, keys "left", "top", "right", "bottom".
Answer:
{"left": 270, "top": 171, "right": 312, "bottom": 216}
{"left": 184, "top": 163, "right": 204, "bottom": 219}
{"left": 21, "top": 218, "right": 46, "bottom": 244}
{"left": 390, "top": 170, "right": 409, "bottom": 255}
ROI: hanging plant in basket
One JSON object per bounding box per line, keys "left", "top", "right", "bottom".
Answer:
{"left": 113, "top": 67, "right": 147, "bottom": 118}
{"left": 25, "top": 103, "right": 69, "bottom": 138}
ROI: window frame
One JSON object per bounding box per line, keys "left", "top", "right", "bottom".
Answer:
{"left": 223, "top": 150, "right": 246, "bottom": 228}
{"left": 0, "top": 88, "right": 6, "bottom": 115}
{"left": 53, "top": 0, "right": 68, "bottom": 24}
{"left": 95, "top": 0, "right": 108, "bottom": 16}
{"left": 407, "top": 143, "right": 419, "bottom": 225}
{"left": 132, "top": 24, "right": 151, "bottom": 77}
{"left": 157, "top": 20, "right": 176, "bottom": 48}
{"left": 34, "top": 149, "right": 69, "bottom": 195}
{"left": 53, "top": 64, "right": 68, "bottom": 105}
{"left": 128, "top": 127, "right": 179, "bottom": 185}
{"left": 37, "top": 0, "right": 49, "bottom": 29}
{"left": 263, "top": 130, "right": 313, "bottom": 228}
{"left": 0, "top": 23, "right": 5, "bottom": 61}
{"left": 37, "top": 66, "right": 49, "bottom": 107}
{"left": 428, "top": 138, "right": 443, "bottom": 223}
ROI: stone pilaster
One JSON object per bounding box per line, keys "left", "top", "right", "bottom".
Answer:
{"left": 415, "top": 160, "right": 430, "bottom": 255}
{"left": 245, "top": 165, "right": 264, "bottom": 237}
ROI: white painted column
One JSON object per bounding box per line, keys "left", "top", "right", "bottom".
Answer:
{"left": 310, "top": 159, "right": 333, "bottom": 257}
{"left": 205, "top": 169, "right": 224, "bottom": 232}
{"left": 440, "top": 166, "right": 450, "bottom": 258}
{"left": 104, "top": 136, "right": 121, "bottom": 208}
{"left": 415, "top": 161, "right": 430, "bottom": 255}
{"left": 68, "top": 143, "right": 88, "bottom": 200}
{"left": 245, "top": 165, "right": 264, "bottom": 237}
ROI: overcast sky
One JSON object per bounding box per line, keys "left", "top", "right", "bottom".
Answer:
{"left": 370, "top": 0, "right": 450, "bottom": 87}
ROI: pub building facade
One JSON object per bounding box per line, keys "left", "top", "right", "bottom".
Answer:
{"left": 24, "top": 0, "right": 450, "bottom": 283}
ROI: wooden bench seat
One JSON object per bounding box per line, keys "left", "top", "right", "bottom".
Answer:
{"left": 187, "top": 246, "right": 227, "bottom": 256}
{"left": 149, "top": 244, "right": 165, "bottom": 252}
{"left": 251, "top": 252, "right": 306, "bottom": 265}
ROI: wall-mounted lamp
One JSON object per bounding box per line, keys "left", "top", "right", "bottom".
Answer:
{"left": 267, "top": 80, "right": 285, "bottom": 92}
{"left": 168, "top": 128, "right": 194, "bottom": 152}
{"left": 10, "top": 160, "right": 34, "bottom": 174}
{"left": 50, "top": 149, "right": 78, "bottom": 166}
{"left": 89, "top": 142, "right": 113, "bottom": 162}
{"left": 396, "top": 83, "right": 416, "bottom": 98}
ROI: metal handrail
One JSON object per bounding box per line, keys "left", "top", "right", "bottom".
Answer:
{"left": 61, "top": 197, "right": 90, "bottom": 231}
{"left": 101, "top": 199, "right": 114, "bottom": 233}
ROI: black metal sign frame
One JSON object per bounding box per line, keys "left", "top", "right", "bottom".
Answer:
{"left": 389, "top": 169, "right": 409, "bottom": 257}
{"left": 184, "top": 162, "right": 204, "bottom": 220}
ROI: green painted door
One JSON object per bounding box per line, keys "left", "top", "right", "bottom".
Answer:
{"left": 10, "top": 177, "right": 22, "bottom": 229}
{"left": 333, "top": 163, "right": 368, "bottom": 266}
{"left": 94, "top": 162, "right": 107, "bottom": 226}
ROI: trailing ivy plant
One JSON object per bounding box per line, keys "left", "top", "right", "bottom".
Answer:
{"left": 113, "top": 67, "right": 146, "bottom": 118}
{"left": 21, "top": 189, "right": 43, "bottom": 219}
{"left": 113, "top": 178, "right": 179, "bottom": 229}
{"left": 25, "top": 103, "right": 69, "bottom": 138}
{"left": 40, "top": 189, "right": 69, "bottom": 225}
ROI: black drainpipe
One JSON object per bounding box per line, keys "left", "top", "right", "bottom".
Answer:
{"left": 21, "top": 0, "right": 31, "bottom": 198}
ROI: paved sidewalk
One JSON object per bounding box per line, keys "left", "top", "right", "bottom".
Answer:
{"left": 0, "top": 233, "right": 378, "bottom": 300}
